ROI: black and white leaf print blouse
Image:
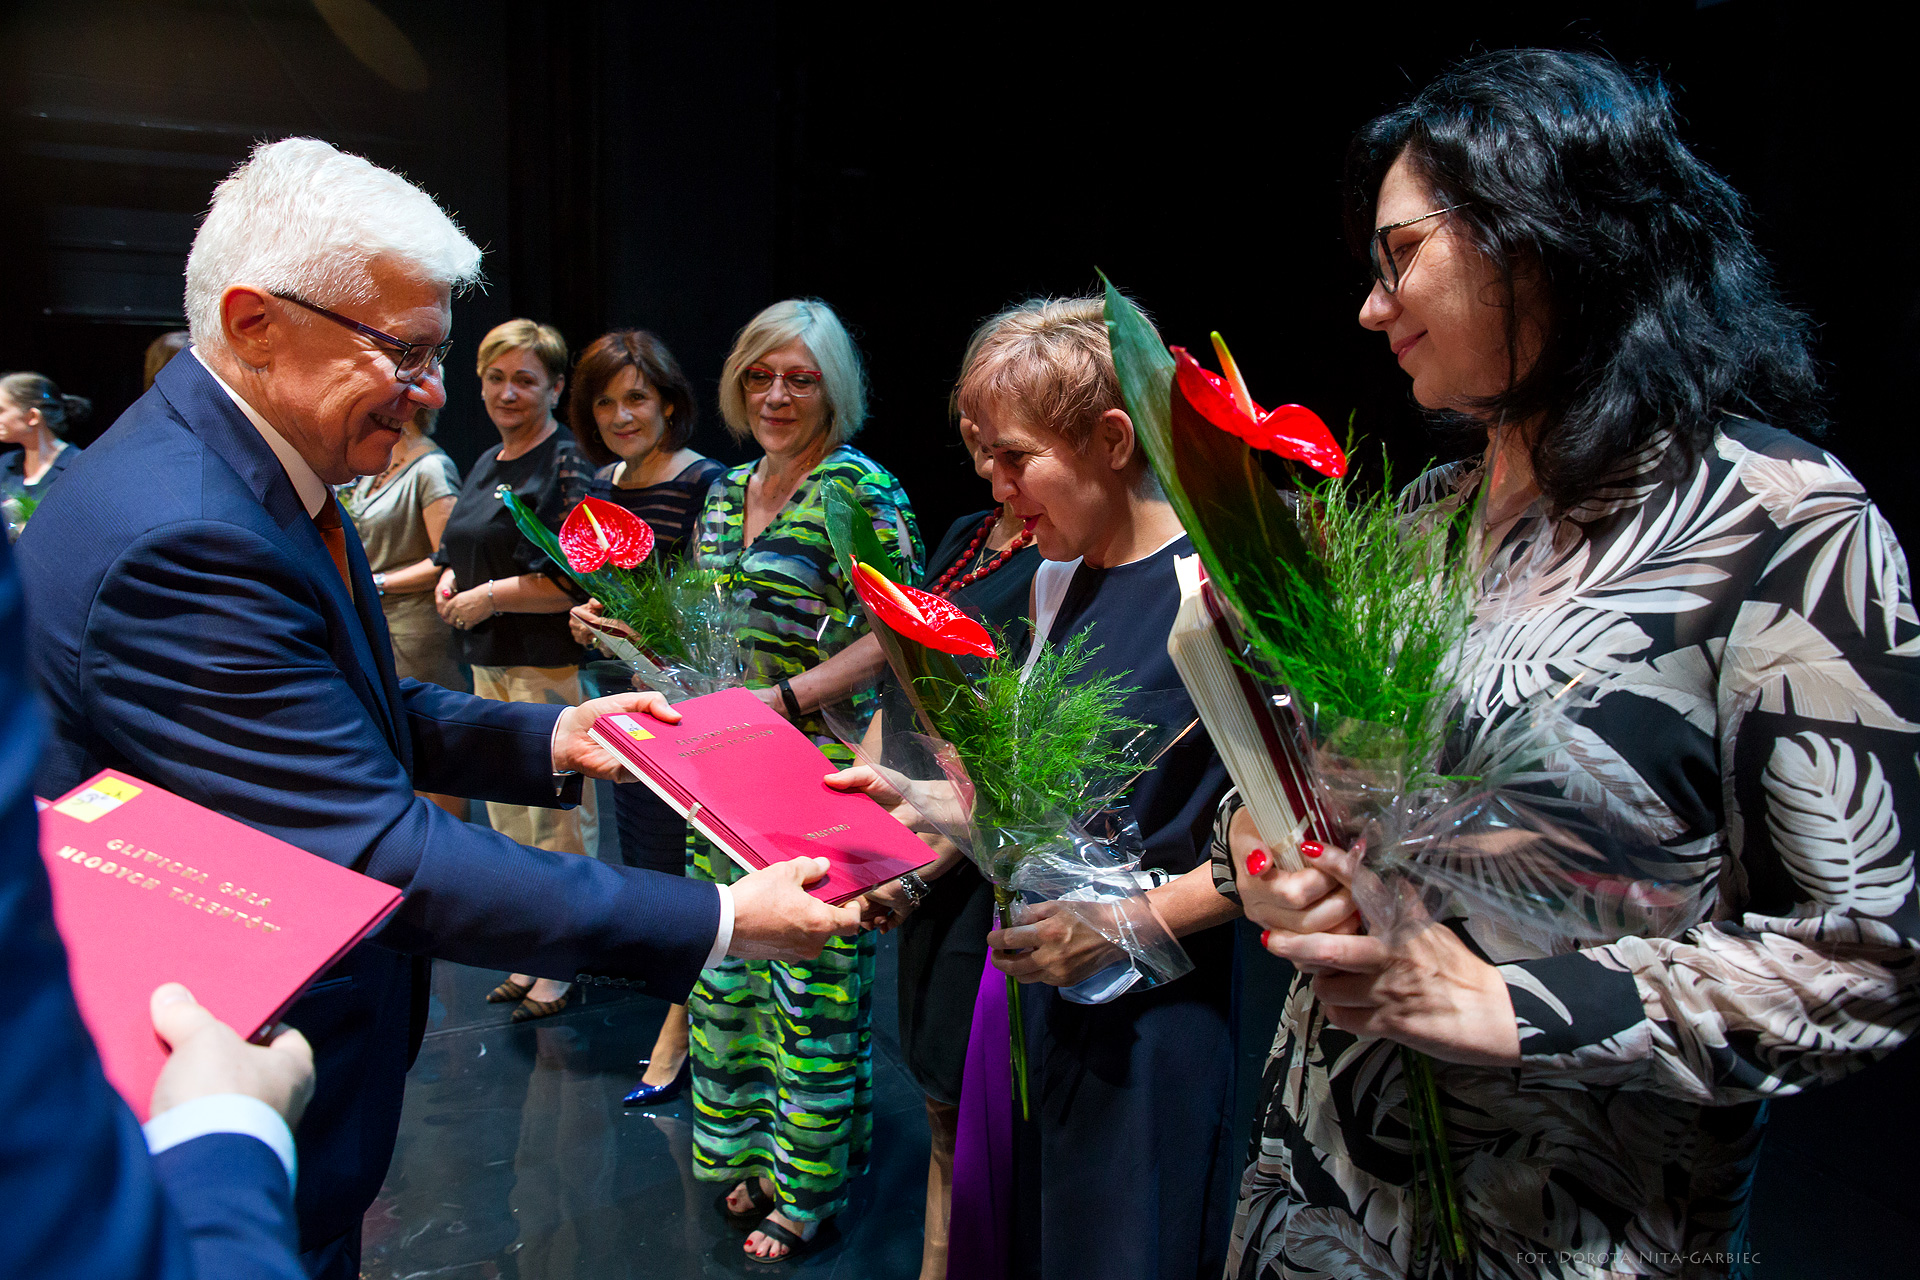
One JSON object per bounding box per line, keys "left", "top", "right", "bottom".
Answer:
{"left": 1223, "top": 420, "right": 1920, "bottom": 1280}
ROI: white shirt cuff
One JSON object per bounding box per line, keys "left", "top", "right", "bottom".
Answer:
{"left": 144, "top": 1094, "right": 297, "bottom": 1192}
{"left": 704, "top": 884, "right": 735, "bottom": 968}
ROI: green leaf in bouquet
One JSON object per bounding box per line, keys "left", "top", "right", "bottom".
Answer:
{"left": 823, "top": 478, "right": 900, "bottom": 585}
{"left": 498, "top": 484, "right": 709, "bottom": 655}
{"left": 1101, "top": 273, "right": 1321, "bottom": 643}
{"left": 824, "top": 478, "right": 964, "bottom": 742}
{"left": 932, "top": 631, "right": 1148, "bottom": 838}
{"left": 1252, "top": 453, "right": 1471, "bottom": 781}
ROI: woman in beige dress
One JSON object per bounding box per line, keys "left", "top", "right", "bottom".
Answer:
{"left": 341, "top": 405, "right": 465, "bottom": 817}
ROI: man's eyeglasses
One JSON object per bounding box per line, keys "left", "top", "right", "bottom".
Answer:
{"left": 1368, "top": 204, "right": 1469, "bottom": 295}
{"left": 742, "top": 366, "right": 823, "bottom": 398}
{"left": 271, "top": 291, "right": 454, "bottom": 383}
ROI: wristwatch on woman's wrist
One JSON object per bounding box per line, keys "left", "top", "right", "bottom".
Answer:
{"left": 372, "top": 571, "right": 387, "bottom": 597}
{"left": 896, "top": 871, "right": 929, "bottom": 909}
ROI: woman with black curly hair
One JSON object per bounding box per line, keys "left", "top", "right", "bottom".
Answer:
{"left": 1220, "top": 49, "right": 1920, "bottom": 1279}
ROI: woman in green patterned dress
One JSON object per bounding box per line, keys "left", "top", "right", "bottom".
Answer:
{"left": 688, "top": 298, "right": 923, "bottom": 1262}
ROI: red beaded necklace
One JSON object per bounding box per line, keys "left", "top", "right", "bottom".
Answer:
{"left": 928, "top": 507, "right": 1033, "bottom": 596}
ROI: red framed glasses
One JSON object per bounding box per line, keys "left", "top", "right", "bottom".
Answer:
{"left": 742, "top": 366, "right": 823, "bottom": 398}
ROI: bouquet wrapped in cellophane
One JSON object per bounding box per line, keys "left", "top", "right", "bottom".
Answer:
{"left": 2, "top": 491, "right": 38, "bottom": 543}
{"left": 1104, "top": 281, "right": 1704, "bottom": 1273}
{"left": 498, "top": 486, "right": 745, "bottom": 700}
{"left": 820, "top": 481, "right": 1196, "bottom": 1118}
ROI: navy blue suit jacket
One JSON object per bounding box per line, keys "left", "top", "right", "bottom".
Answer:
{"left": 0, "top": 535, "right": 303, "bottom": 1280}
{"left": 18, "top": 353, "right": 721, "bottom": 1250}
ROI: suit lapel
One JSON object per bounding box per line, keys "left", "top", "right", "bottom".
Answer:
{"left": 155, "top": 357, "right": 407, "bottom": 759}
{"left": 333, "top": 499, "right": 407, "bottom": 763}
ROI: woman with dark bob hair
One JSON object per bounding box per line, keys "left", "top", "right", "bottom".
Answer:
{"left": 562, "top": 328, "right": 724, "bottom": 1107}
{"left": 1220, "top": 49, "right": 1920, "bottom": 1278}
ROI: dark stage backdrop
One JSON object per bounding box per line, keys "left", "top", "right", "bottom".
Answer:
{"left": 1, "top": 2, "right": 1911, "bottom": 557}
{"left": 1, "top": 1, "right": 1916, "bottom": 1271}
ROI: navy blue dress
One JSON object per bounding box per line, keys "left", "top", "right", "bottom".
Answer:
{"left": 1010, "top": 534, "right": 1238, "bottom": 1280}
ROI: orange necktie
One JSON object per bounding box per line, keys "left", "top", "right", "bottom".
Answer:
{"left": 312, "top": 497, "right": 354, "bottom": 596}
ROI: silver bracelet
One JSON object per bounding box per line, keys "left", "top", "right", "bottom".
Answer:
{"left": 896, "top": 872, "right": 929, "bottom": 908}
{"left": 486, "top": 578, "right": 497, "bottom": 616}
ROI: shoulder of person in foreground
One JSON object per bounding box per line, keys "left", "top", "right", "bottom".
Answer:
{"left": 0, "top": 540, "right": 304, "bottom": 1280}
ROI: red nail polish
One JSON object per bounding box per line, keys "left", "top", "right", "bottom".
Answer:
{"left": 1260, "top": 929, "right": 1271, "bottom": 949}
{"left": 1246, "top": 849, "right": 1271, "bottom": 876}
{"left": 1300, "top": 840, "right": 1324, "bottom": 859}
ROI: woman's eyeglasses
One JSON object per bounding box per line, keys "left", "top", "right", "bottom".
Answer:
{"left": 272, "top": 291, "right": 454, "bottom": 383}
{"left": 1368, "top": 204, "right": 1469, "bottom": 295}
{"left": 742, "top": 366, "right": 823, "bottom": 398}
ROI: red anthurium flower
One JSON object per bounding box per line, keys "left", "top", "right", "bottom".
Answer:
{"left": 852, "top": 561, "right": 997, "bottom": 659}
{"left": 559, "top": 497, "right": 655, "bottom": 573}
{"left": 1170, "top": 333, "right": 1347, "bottom": 477}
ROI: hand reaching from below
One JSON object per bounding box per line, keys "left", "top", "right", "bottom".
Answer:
{"left": 728, "top": 856, "right": 863, "bottom": 960}
{"left": 149, "top": 983, "right": 315, "bottom": 1128}
{"left": 552, "top": 691, "right": 683, "bottom": 780}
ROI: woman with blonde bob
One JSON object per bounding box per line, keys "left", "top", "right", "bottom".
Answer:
{"left": 684, "top": 297, "right": 922, "bottom": 1262}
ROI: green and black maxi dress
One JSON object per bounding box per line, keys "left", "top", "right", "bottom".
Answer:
{"left": 684, "top": 443, "right": 923, "bottom": 1223}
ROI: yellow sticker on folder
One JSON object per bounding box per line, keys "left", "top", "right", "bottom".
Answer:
{"left": 611, "top": 714, "right": 654, "bottom": 741}
{"left": 55, "top": 777, "right": 143, "bottom": 823}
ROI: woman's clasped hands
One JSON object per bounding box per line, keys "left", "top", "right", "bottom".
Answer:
{"left": 1227, "top": 806, "right": 1522, "bottom": 1068}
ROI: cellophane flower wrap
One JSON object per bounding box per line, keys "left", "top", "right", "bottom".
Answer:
{"left": 1104, "top": 280, "right": 1702, "bottom": 1274}
{"left": 821, "top": 481, "right": 1196, "bottom": 1118}
{"left": 2, "top": 492, "right": 38, "bottom": 543}
{"left": 499, "top": 486, "right": 746, "bottom": 700}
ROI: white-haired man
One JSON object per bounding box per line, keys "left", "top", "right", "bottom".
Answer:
{"left": 18, "top": 137, "right": 861, "bottom": 1279}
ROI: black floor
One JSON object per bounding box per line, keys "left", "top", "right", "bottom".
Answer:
{"left": 361, "top": 936, "right": 929, "bottom": 1279}
{"left": 366, "top": 919, "right": 1918, "bottom": 1279}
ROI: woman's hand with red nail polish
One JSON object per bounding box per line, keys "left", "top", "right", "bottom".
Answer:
{"left": 1227, "top": 807, "right": 1362, "bottom": 941}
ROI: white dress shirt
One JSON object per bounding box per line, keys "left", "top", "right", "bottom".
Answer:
{"left": 144, "top": 1094, "right": 297, "bottom": 1191}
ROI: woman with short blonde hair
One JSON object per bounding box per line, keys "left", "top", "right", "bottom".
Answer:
{"left": 684, "top": 297, "right": 922, "bottom": 1262}
{"left": 716, "top": 297, "right": 867, "bottom": 447}
{"left": 954, "top": 296, "right": 1124, "bottom": 451}
{"left": 945, "top": 295, "right": 1238, "bottom": 1279}
{"left": 430, "top": 317, "right": 599, "bottom": 1022}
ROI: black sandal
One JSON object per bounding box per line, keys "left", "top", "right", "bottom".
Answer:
{"left": 747, "top": 1214, "right": 818, "bottom": 1262}
{"left": 715, "top": 1178, "right": 776, "bottom": 1227}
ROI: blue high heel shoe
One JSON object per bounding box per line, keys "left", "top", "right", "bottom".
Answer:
{"left": 622, "top": 1057, "right": 690, "bottom": 1107}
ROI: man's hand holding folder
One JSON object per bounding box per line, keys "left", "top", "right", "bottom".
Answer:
{"left": 728, "top": 856, "right": 864, "bottom": 960}
{"left": 585, "top": 692, "right": 862, "bottom": 961}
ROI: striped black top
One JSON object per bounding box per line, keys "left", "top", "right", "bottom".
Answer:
{"left": 586, "top": 456, "right": 727, "bottom": 562}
